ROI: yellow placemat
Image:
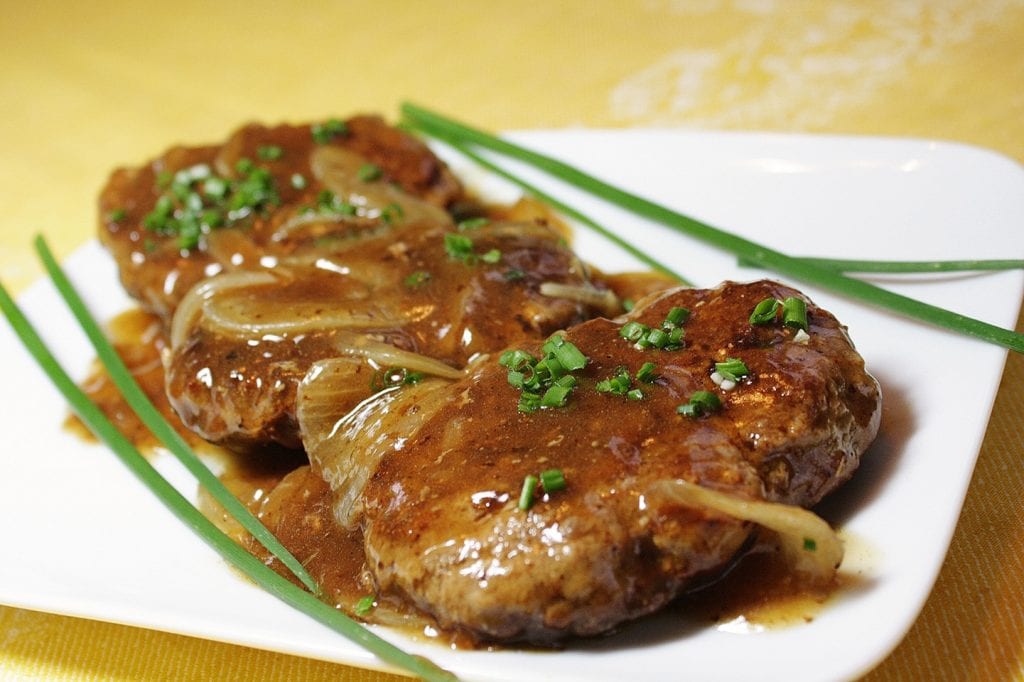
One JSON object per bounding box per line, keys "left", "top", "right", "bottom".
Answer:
{"left": 2, "top": 1, "right": 1022, "bottom": 679}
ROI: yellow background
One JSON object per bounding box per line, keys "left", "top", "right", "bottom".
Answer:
{"left": 2, "top": 1, "right": 1023, "bottom": 679}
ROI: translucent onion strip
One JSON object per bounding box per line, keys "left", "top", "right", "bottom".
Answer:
{"left": 539, "top": 282, "right": 621, "bottom": 317}
{"left": 329, "top": 330, "right": 466, "bottom": 380}
{"left": 170, "top": 270, "right": 279, "bottom": 350}
{"left": 647, "top": 479, "right": 843, "bottom": 582}
{"left": 204, "top": 228, "right": 268, "bottom": 271}
{"left": 298, "top": 360, "right": 450, "bottom": 527}
{"left": 201, "top": 294, "right": 410, "bottom": 340}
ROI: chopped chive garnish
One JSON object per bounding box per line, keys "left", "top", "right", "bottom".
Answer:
{"left": 636, "top": 362, "right": 657, "bottom": 383}
{"left": 370, "top": 366, "right": 424, "bottom": 391}
{"left": 457, "top": 217, "right": 489, "bottom": 231}
{"left": 518, "top": 474, "right": 539, "bottom": 510}
{"left": 518, "top": 391, "right": 542, "bottom": 413}
{"left": 500, "top": 336, "right": 588, "bottom": 413}
{"left": 618, "top": 308, "right": 688, "bottom": 351}
{"left": 142, "top": 160, "right": 279, "bottom": 249}
{"left": 354, "top": 595, "right": 376, "bottom": 616}
{"left": 626, "top": 388, "right": 644, "bottom": 401}
{"left": 645, "top": 328, "right": 668, "bottom": 348}
{"left": 235, "top": 157, "right": 255, "bottom": 175}
{"left": 499, "top": 349, "right": 535, "bottom": 371}
{"left": 803, "top": 537, "right": 818, "bottom": 552}
{"left": 107, "top": 208, "right": 127, "bottom": 222}
{"left": 540, "top": 383, "right": 572, "bottom": 407}
{"left": 546, "top": 335, "right": 588, "bottom": 371}
{"left": 381, "top": 202, "right": 404, "bottom": 224}
{"left": 400, "top": 102, "right": 1024, "bottom": 354}
{"left": 357, "top": 163, "right": 382, "bottom": 182}
{"left": 540, "top": 469, "right": 567, "bottom": 493}
{"left": 316, "top": 189, "right": 356, "bottom": 216}
{"left": 620, "top": 321, "right": 646, "bottom": 342}
{"left": 257, "top": 145, "right": 283, "bottom": 160}
{"left": 290, "top": 173, "right": 307, "bottom": 190}
{"left": 596, "top": 366, "right": 631, "bottom": 395}
{"left": 504, "top": 268, "right": 525, "bottom": 281}
{"left": 444, "top": 232, "right": 475, "bottom": 261}
{"left": 481, "top": 248, "right": 501, "bottom": 264}
{"left": 677, "top": 390, "right": 722, "bottom": 418}
{"left": 0, "top": 248, "right": 453, "bottom": 682}
{"left": 782, "top": 296, "right": 808, "bottom": 331}
{"left": 750, "top": 298, "right": 780, "bottom": 325}
{"left": 714, "top": 358, "right": 749, "bottom": 382}
{"left": 404, "top": 270, "right": 432, "bottom": 288}
{"left": 311, "top": 118, "right": 348, "bottom": 144}
{"left": 203, "top": 176, "right": 229, "bottom": 200}
{"left": 664, "top": 306, "right": 689, "bottom": 326}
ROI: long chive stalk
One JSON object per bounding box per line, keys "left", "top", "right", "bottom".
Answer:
{"left": 0, "top": 279, "right": 455, "bottom": 682}
{"left": 446, "top": 141, "right": 692, "bottom": 286}
{"left": 33, "top": 236, "right": 318, "bottom": 595}
{"left": 739, "top": 256, "right": 1024, "bottom": 274}
{"left": 401, "top": 103, "right": 1024, "bottom": 354}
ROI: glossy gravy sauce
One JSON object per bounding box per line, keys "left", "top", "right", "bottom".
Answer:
{"left": 68, "top": 298, "right": 867, "bottom": 648}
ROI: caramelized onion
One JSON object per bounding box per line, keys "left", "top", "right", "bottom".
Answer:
{"left": 170, "top": 270, "right": 280, "bottom": 350}
{"left": 298, "top": 360, "right": 450, "bottom": 528}
{"left": 201, "top": 294, "right": 410, "bottom": 340}
{"left": 539, "top": 282, "right": 620, "bottom": 316}
{"left": 646, "top": 479, "right": 843, "bottom": 582}
{"left": 270, "top": 209, "right": 386, "bottom": 244}
{"left": 328, "top": 330, "right": 465, "bottom": 380}
{"left": 205, "top": 228, "right": 268, "bottom": 271}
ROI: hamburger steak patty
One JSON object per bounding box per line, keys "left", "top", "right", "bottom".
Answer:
{"left": 98, "top": 115, "right": 463, "bottom": 323}
{"left": 319, "top": 280, "right": 881, "bottom": 642}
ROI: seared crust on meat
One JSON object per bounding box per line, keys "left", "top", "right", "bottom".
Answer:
{"left": 355, "top": 280, "right": 880, "bottom": 642}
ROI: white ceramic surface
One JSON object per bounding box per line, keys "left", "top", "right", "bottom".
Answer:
{"left": 1, "top": 130, "right": 1022, "bottom": 681}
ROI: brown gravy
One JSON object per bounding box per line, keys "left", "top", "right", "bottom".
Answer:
{"left": 67, "top": 300, "right": 864, "bottom": 649}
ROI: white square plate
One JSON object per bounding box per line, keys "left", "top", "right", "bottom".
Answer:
{"left": 1, "top": 130, "right": 1022, "bottom": 681}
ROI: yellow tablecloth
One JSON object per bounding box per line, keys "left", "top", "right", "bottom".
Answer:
{"left": 2, "top": 1, "right": 1022, "bottom": 679}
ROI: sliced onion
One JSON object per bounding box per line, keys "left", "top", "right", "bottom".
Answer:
{"left": 170, "top": 270, "right": 280, "bottom": 350}
{"left": 205, "top": 228, "right": 268, "bottom": 271}
{"left": 646, "top": 479, "right": 843, "bottom": 582}
{"left": 270, "top": 209, "right": 386, "bottom": 244}
{"left": 298, "top": 359, "right": 451, "bottom": 528}
{"left": 201, "top": 293, "right": 410, "bottom": 340}
{"left": 328, "top": 330, "right": 465, "bottom": 380}
{"left": 540, "top": 282, "right": 620, "bottom": 316}
{"left": 311, "top": 146, "right": 452, "bottom": 226}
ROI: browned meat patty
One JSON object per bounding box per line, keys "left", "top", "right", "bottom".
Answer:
{"left": 166, "top": 220, "right": 603, "bottom": 451}
{"left": 304, "top": 280, "right": 880, "bottom": 642}
{"left": 98, "top": 115, "right": 464, "bottom": 322}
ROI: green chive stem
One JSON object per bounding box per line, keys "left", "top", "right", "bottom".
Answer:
{"left": 519, "top": 475, "right": 539, "bottom": 510}
{"left": 0, "top": 278, "right": 455, "bottom": 682}
{"left": 34, "top": 236, "right": 320, "bottom": 592}
{"left": 400, "top": 102, "right": 1024, "bottom": 354}
{"left": 739, "top": 256, "right": 1024, "bottom": 274}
